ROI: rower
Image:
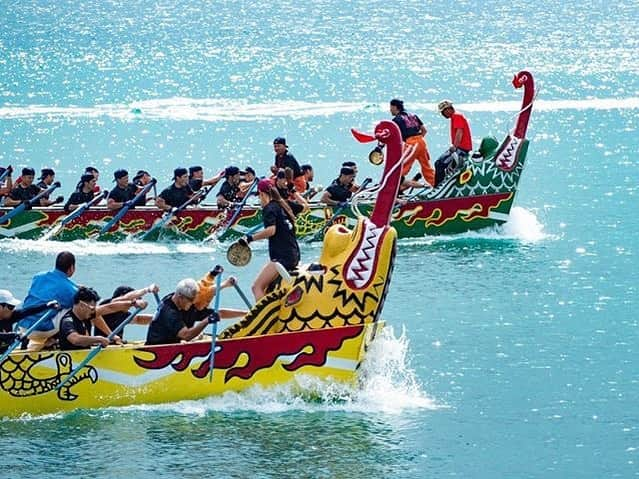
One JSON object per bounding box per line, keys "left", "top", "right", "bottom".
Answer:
{"left": 132, "top": 170, "right": 154, "bottom": 206}
{"left": 320, "top": 167, "right": 356, "bottom": 207}
{"left": 188, "top": 166, "right": 224, "bottom": 192}
{"left": 84, "top": 166, "right": 102, "bottom": 194}
{"left": 0, "top": 166, "right": 13, "bottom": 204}
{"left": 4, "top": 168, "right": 62, "bottom": 208}
{"left": 94, "top": 284, "right": 159, "bottom": 341}
{"left": 57, "top": 287, "right": 111, "bottom": 351}
{"left": 107, "top": 169, "right": 138, "bottom": 210}
{"left": 216, "top": 166, "right": 242, "bottom": 208}
{"left": 156, "top": 167, "right": 195, "bottom": 212}
{"left": 36, "top": 168, "right": 62, "bottom": 206}
{"left": 341, "top": 161, "right": 360, "bottom": 192}
{"left": 301, "top": 164, "right": 314, "bottom": 196}
{"left": 274, "top": 168, "right": 307, "bottom": 216}
{"left": 64, "top": 174, "right": 96, "bottom": 212}
{"left": 237, "top": 166, "right": 257, "bottom": 199}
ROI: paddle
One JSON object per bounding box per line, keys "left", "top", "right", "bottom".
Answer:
{"left": 0, "top": 165, "right": 11, "bottom": 185}
{"left": 139, "top": 185, "right": 211, "bottom": 241}
{"left": 0, "top": 181, "right": 61, "bottom": 225}
{"left": 204, "top": 178, "right": 258, "bottom": 243}
{"left": 96, "top": 179, "right": 156, "bottom": 236}
{"left": 41, "top": 190, "right": 108, "bottom": 240}
{"left": 208, "top": 268, "right": 223, "bottom": 382}
{"left": 55, "top": 306, "right": 144, "bottom": 391}
{"left": 232, "top": 281, "right": 252, "bottom": 308}
{"left": 0, "top": 307, "right": 58, "bottom": 362}
{"left": 305, "top": 177, "right": 372, "bottom": 243}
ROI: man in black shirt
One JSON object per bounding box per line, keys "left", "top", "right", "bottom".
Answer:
{"left": 4, "top": 168, "right": 45, "bottom": 207}
{"left": 64, "top": 174, "right": 96, "bottom": 212}
{"left": 35, "top": 168, "right": 62, "bottom": 206}
{"left": 271, "top": 137, "right": 305, "bottom": 193}
{"left": 94, "top": 284, "right": 158, "bottom": 340}
{"left": 156, "top": 167, "right": 194, "bottom": 211}
{"left": 188, "top": 166, "right": 224, "bottom": 192}
{"left": 107, "top": 169, "right": 137, "bottom": 210}
{"left": 321, "top": 167, "right": 356, "bottom": 206}
{"left": 132, "top": 170, "right": 153, "bottom": 206}
{"left": 58, "top": 287, "right": 110, "bottom": 351}
{"left": 145, "top": 279, "right": 215, "bottom": 345}
{"left": 216, "top": 166, "right": 242, "bottom": 208}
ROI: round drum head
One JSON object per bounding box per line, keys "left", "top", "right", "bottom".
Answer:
{"left": 227, "top": 241, "right": 252, "bottom": 267}
{"left": 369, "top": 147, "right": 384, "bottom": 165}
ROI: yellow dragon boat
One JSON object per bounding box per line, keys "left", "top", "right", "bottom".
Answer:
{"left": 0, "top": 117, "right": 405, "bottom": 418}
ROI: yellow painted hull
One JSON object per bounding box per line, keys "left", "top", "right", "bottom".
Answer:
{"left": 0, "top": 322, "right": 383, "bottom": 418}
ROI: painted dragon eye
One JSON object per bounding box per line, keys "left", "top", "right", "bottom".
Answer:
{"left": 285, "top": 286, "right": 303, "bottom": 307}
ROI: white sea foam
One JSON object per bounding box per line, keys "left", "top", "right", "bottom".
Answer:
{"left": 0, "top": 97, "right": 637, "bottom": 122}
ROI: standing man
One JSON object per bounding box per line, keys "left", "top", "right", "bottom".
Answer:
{"left": 107, "top": 169, "right": 137, "bottom": 210}
{"left": 390, "top": 99, "right": 435, "bottom": 187}
{"left": 156, "top": 168, "right": 194, "bottom": 211}
{"left": 271, "top": 137, "right": 305, "bottom": 193}
{"left": 435, "top": 100, "right": 473, "bottom": 186}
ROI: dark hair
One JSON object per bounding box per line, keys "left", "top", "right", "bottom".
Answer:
{"left": 301, "top": 164, "right": 313, "bottom": 173}
{"left": 85, "top": 166, "right": 99, "bottom": 174}
{"left": 390, "top": 98, "right": 405, "bottom": 112}
{"left": 111, "top": 286, "right": 134, "bottom": 298}
{"left": 55, "top": 251, "right": 76, "bottom": 273}
{"left": 74, "top": 286, "right": 100, "bottom": 304}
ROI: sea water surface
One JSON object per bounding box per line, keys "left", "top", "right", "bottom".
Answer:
{"left": 1, "top": 0, "right": 638, "bottom": 478}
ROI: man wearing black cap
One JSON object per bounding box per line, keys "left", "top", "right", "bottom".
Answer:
{"left": 216, "top": 166, "right": 242, "bottom": 208}
{"left": 271, "top": 137, "right": 305, "bottom": 193}
{"left": 64, "top": 174, "right": 96, "bottom": 212}
{"left": 36, "top": 168, "right": 63, "bottom": 206}
{"left": 156, "top": 167, "right": 194, "bottom": 211}
{"left": 188, "top": 166, "right": 224, "bottom": 192}
{"left": 5, "top": 167, "right": 53, "bottom": 207}
{"left": 320, "top": 167, "right": 356, "bottom": 207}
{"left": 132, "top": 170, "right": 154, "bottom": 206}
{"left": 107, "top": 169, "right": 137, "bottom": 210}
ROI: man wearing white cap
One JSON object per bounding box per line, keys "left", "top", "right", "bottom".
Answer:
{"left": 0, "top": 289, "right": 59, "bottom": 352}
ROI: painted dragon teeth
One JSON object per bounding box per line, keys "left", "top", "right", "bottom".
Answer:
{"left": 345, "top": 221, "right": 384, "bottom": 288}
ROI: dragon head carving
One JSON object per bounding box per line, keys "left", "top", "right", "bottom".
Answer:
{"left": 220, "top": 121, "right": 403, "bottom": 339}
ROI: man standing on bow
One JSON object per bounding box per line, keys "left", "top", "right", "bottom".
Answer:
{"left": 271, "top": 137, "right": 305, "bottom": 193}
{"left": 390, "top": 99, "right": 435, "bottom": 187}
{"left": 435, "top": 100, "right": 473, "bottom": 186}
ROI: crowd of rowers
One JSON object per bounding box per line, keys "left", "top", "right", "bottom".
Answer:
{"left": 0, "top": 95, "right": 474, "bottom": 218}
{"left": 0, "top": 251, "right": 248, "bottom": 353}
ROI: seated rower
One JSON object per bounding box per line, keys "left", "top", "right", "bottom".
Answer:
{"left": 237, "top": 166, "right": 257, "bottom": 199}
{"left": 156, "top": 167, "right": 194, "bottom": 212}
{"left": 342, "top": 161, "right": 360, "bottom": 192}
{"left": 58, "top": 287, "right": 112, "bottom": 351}
{"left": 0, "top": 290, "right": 59, "bottom": 352}
{"left": 4, "top": 168, "right": 62, "bottom": 208}
{"left": 300, "top": 164, "right": 315, "bottom": 198}
{"left": 133, "top": 170, "right": 154, "bottom": 206}
{"left": 36, "top": 168, "right": 62, "bottom": 206}
{"left": 216, "top": 166, "right": 243, "bottom": 209}
{"left": 94, "top": 283, "right": 160, "bottom": 341}
{"left": 274, "top": 168, "right": 307, "bottom": 216}
{"left": 188, "top": 166, "right": 224, "bottom": 192}
{"left": 64, "top": 174, "right": 96, "bottom": 212}
{"left": 145, "top": 277, "right": 245, "bottom": 345}
{"left": 107, "top": 169, "right": 137, "bottom": 210}
{"left": 320, "top": 167, "right": 356, "bottom": 207}
{"left": 84, "top": 166, "right": 102, "bottom": 194}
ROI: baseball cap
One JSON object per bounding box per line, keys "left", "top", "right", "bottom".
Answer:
{"left": 257, "top": 178, "right": 273, "bottom": 193}
{"left": 173, "top": 167, "right": 188, "bottom": 179}
{"left": 273, "top": 137, "right": 286, "bottom": 145}
{"left": 22, "top": 167, "right": 35, "bottom": 177}
{"left": 0, "top": 289, "right": 21, "bottom": 307}
{"left": 225, "top": 166, "right": 240, "bottom": 177}
{"left": 133, "top": 170, "right": 149, "bottom": 182}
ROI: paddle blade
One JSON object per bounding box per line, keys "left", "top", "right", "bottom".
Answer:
{"left": 227, "top": 241, "right": 251, "bottom": 267}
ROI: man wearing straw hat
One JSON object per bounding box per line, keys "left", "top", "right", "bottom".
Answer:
{"left": 435, "top": 100, "right": 473, "bottom": 186}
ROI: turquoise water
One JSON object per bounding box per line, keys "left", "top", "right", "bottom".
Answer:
{"left": 1, "top": 0, "right": 638, "bottom": 477}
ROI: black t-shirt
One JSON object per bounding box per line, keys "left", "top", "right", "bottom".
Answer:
{"left": 159, "top": 184, "right": 193, "bottom": 208}
{"left": 189, "top": 178, "right": 203, "bottom": 192}
{"left": 94, "top": 298, "right": 132, "bottom": 340}
{"left": 145, "top": 297, "right": 187, "bottom": 345}
{"left": 58, "top": 310, "right": 91, "bottom": 350}
{"left": 9, "top": 184, "right": 41, "bottom": 202}
{"left": 64, "top": 190, "right": 95, "bottom": 212}
{"left": 108, "top": 184, "right": 137, "bottom": 206}
{"left": 216, "top": 181, "right": 240, "bottom": 206}
{"left": 326, "top": 179, "right": 352, "bottom": 203}
{"left": 276, "top": 184, "right": 303, "bottom": 217}
{"left": 392, "top": 112, "right": 424, "bottom": 141}
{"left": 274, "top": 153, "right": 302, "bottom": 177}
{"left": 263, "top": 201, "right": 300, "bottom": 270}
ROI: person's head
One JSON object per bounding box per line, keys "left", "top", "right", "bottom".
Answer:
{"left": 339, "top": 167, "right": 356, "bottom": 186}
{"left": 0, "top": 289, "right": 21, "bottom": 321}
{"left": 389, "top": 98, "right": 404, "bottom": 116}
{"left": 301, "top": 164, "right": 314, "bottom": 181}
{"left": 21, "top": 167, "right": 35, "bottom": 186}
{"left": 173, "top": 167, "right": 189, "bottom": 187}
{"left": 438, "top": 100, "right": 455, "bottom": 118}
{"left": 243, "top": 166, "right": 256, "bottom": 182}
{"left": 189, "top": 166, "right": 203, "bottom": 180}
{"left": 273, "top": 137, "right": 287, "bottom": 156}
{"left": 80, "top": 173, "right": 97, "bottom": 193}
{"left": 113, "top": 169, "right": 129, "bottom": 188}
{"left": 224, "top": 166, "right": 241, "bottom": 186}
{"left": 73, "top": 286, "right": 100, "bottom": 320}
{"left": 275, "top": 168, "right": 287, "bottom": 188}
{"left": 85, "top": 166, "right": 99, "bottom": 181}
{"left": 173, "top": 278, "right": 199, "bottom": 311}
{"left": 342, "top": 161, "right": 358, "bottom": 175}
{"left": 111, "top": 285, "right": 134, "bottom": 299}
{"left": 257, "top": 178, "right": 296, "bottom": 223}
{"left": 55, "top": 251, "right": 76, "bottom": 277}
{"left": 133, "top": 170, "right": 151, "bottom": 186}
{"left": 39, "top": 168, "right": 55, "bottom": 185}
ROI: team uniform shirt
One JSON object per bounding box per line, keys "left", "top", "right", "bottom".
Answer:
{"left": 159, "top": 183, "right": 194, "bottom": 208}
{"left": 9, "top": 184, "right": 41, "bottom": 203}
{"left": 325, "top": 179, "right": 353, "bottom": 203}
{"left": 274, "top": 153, "right": 303, "bottom": 178}
{"left": 94, "top": 297, "right": 131, "bottom": 340}
{"left": 17, "top": 269, "right": 78, "bottom": 331}
{"left": 64, "top": 190, "right": 95, "bottom": 212}
{"left": 450, "top": 112, "right": 473, "bottom": 152}
{"left": 145, "top": 297, "right": 189, "bottom": 345}
{"left": 189, "top": 178, "right": 203, "bottom": 192}
{"left": 276, "top": 184, "right": 304, "bottom": 217}
{"left": 216, "top": 181, "right": 240, "bottom": 207}
{"left": 108, "top": 183, "right": 137, "bottom": 207}
{"left": 263, "top": 201, "right": 300, "bottom": 271}
{"left": 392, "top": 112, "right": 424, "bottom": 141}
{"left": 58, "top": 310, "right": 92, "bottom": 350}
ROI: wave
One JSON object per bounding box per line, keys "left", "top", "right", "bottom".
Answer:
{"left": 1, "top": 97, "right": 638, "bottom": 122}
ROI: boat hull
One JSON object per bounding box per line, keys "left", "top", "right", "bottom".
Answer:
{"left": 0, "top": 322, "right": 382, "bottom": 418}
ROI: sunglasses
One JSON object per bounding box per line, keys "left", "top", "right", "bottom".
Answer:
{"left": 1, "top": 303, "right": 15, "bottom": 311}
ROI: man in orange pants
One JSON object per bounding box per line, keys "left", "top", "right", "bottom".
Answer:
{"left": 390, "top": 99, "right": 435, "bottom": 186}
